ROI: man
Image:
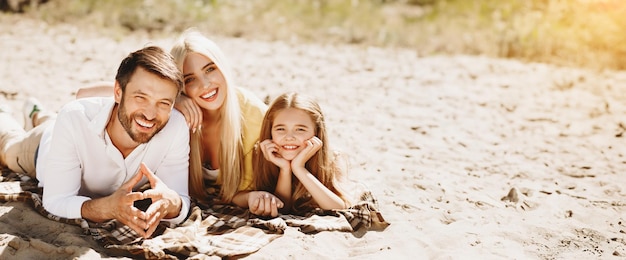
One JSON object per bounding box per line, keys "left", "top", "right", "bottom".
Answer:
{"left": 0, "top": 46, "right": 190, "bottom": 238}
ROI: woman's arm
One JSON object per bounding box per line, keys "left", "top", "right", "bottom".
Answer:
{"left": 233, "top": 190, "right": 283, "bottom": 217}
{"left": 75, "top": 82, "right": 114, "bottom": 99}
{"left": 173, "top": 94, "right": 202, "bottom": 132}
{"left": 75, "top": 84, "right": 201, "bottom": 132}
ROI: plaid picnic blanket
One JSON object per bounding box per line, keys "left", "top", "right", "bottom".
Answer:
{"left": 0, "top": 169, "right": 388, "bottom": 259}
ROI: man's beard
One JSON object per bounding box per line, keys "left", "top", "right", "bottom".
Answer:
{"left": 118, "top": 96, "right": 167, "bottom": 143}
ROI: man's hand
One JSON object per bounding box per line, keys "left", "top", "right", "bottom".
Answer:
{"left": 248, "top": 191, "right": 284, "bottom": 217}
{"left": 140, "top": 163, "right": 182, "bottom": 238}
{"left": 80, "top": 167, "right": 148, "bottom": 237}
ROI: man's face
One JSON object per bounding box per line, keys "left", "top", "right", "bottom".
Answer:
{"left": 116, "top": 67, "right": 178, "bottom": 143}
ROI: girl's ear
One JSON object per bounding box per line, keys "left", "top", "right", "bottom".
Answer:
{"left": 113, "top": 81, "right": 123, "bottom": 103}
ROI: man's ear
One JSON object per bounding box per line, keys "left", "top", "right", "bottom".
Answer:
{"left": 114, "top": 81, "right": 123, "bottom": 103}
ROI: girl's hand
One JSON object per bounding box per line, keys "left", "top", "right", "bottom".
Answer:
{"left": 291, "top": 136, "right": 322, "bottom": 170}
{"left": 248, "top": 191, "right": 284, "bottom": 217}
{"left": 259, "top": 139, "right": 290, "bottom": 171}
{"left": 174, "top": 94, "right": 203, "bottom": 133}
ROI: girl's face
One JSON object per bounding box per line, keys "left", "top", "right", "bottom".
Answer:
{"left": 182, "top": 52, "right": 227, "bottom": 112}
{"left": 271, "top": 108, "right": 316, "bottom": 160}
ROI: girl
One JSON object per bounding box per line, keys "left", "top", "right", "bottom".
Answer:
{"left": 254, "top": 92, "right": 351, "bottom": 213}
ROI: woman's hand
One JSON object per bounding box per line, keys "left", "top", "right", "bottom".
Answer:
{"left": 259, "top": 139, "right": 290, "bottom": 171}
{"left": 247, "top": 191, "right": 284, "bottom": 217}
{"left": 174, "top": 94, "right": 203, "bottom": 133}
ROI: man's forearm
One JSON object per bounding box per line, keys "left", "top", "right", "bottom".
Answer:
{"left": 164, "top": 196, "right": 183, "bottom": 219}
{"left": 80, "top": 198, "right": 112, "bottom": 222}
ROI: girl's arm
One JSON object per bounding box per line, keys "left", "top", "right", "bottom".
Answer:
{"left": 274, "top": 167, "right": 293, "bottom": 212}
{"left": 292, "top": 166, "right": 346, "bottom": 210}
{"left": 258, "top": 139, "right": 293, "bottom": 212}
{"left": 291, "top": 137, "right": 346, "bottom": 210}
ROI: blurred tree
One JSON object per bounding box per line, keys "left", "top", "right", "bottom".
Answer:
{"left": 0, "top": 0, "right": 47, "bottom": 12}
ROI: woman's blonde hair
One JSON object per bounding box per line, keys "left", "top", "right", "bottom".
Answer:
{"left": 253, "top": 92, "right": 347, "bottom": 212}
{"left": 171, "top": 29, "right": 244, "bottom": 202}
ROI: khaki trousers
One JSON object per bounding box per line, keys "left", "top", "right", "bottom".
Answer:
{"left": 0, "top": 112, "right": 54, "bottom": 178}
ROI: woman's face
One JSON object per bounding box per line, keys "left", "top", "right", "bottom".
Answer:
{"left": 182, "top": 52, "right": 227, "bottom": 112}
{"left": 271, "top": 108, "right": 317, "bottom": 161}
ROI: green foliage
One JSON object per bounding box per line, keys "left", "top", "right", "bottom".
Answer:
{"left": 16, "top": 0, "right": 626, "bottom": 70}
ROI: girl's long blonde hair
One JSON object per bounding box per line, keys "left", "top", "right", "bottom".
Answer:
{"left": 253, "top": 92, "right": 347, "bottom": 212}
{"left": 171, "top": 29, "right": 244, "bottom": 202}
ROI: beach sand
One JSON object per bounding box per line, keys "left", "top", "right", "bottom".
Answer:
{"left": 0, "top": 16, "right": 625, "bottom": 259}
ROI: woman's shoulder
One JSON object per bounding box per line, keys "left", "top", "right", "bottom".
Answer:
{"left": 235, "top": 87, "right": 268, "bottom": 115}
{"left": 235, "top": 87, "right": 267, "bottom": 150}
{"left": 237, "top": 87, "right": 267, "bottom": 111}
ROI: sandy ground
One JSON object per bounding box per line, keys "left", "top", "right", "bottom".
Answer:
{"left": 0, "top": 15, "right": 625, "bottom": 259}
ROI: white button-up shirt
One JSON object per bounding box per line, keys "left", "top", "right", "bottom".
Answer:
{"left": 36, "top": 97, "right": 190, "bottom": 224}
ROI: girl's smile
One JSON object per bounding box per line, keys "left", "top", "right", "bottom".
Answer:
{"left": 271, "top": 108, "right": 316, "bottom": 160}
